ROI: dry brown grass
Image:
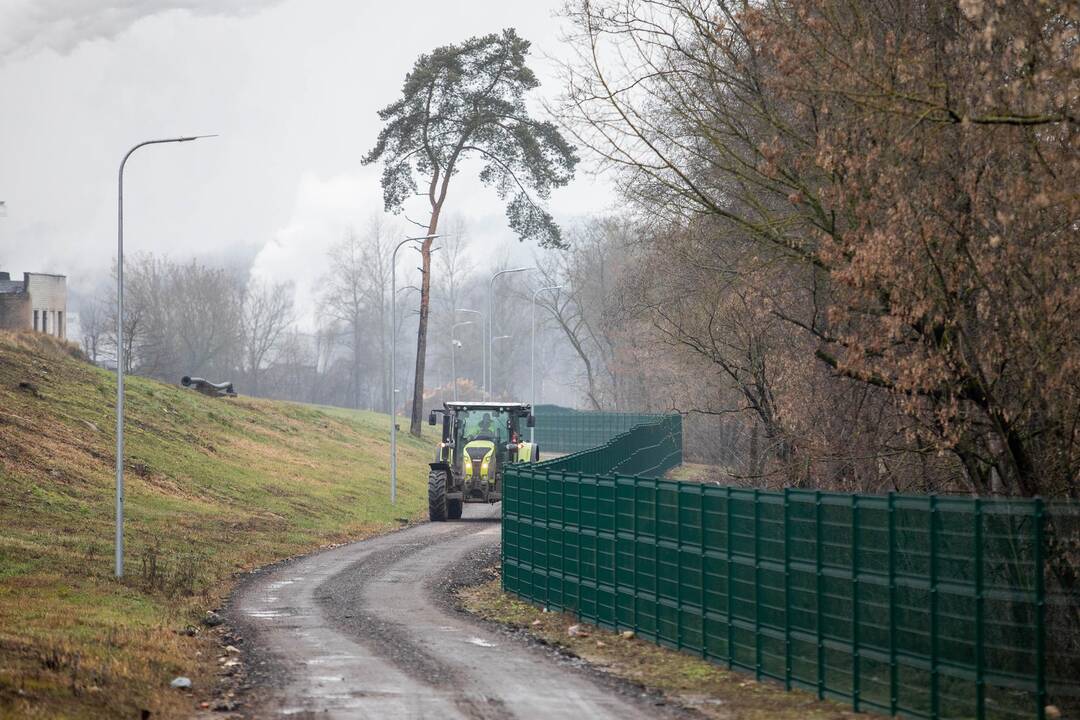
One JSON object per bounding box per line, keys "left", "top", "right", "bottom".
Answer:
{"left": 0, "top": 331, "right": 434, "bottom": 718}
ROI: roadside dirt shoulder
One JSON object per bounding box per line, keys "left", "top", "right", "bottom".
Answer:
{"left": 450, "top": 557, "right": 857, "bottom": 720}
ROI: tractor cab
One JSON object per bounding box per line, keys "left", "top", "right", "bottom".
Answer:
{"left": 426, "top": 401, "right": 538, "bottom": 520}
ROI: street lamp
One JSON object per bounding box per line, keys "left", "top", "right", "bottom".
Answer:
{"left": 486, "top": 267, "right": 531, "bottom": 397}
{"left": 390, "top": 234, "right": 439, "bottom": 507}
{"left": 450, "top": 320, "right": 474, "bottom": 401}
{"left": 115, "top": 135, "right": 215, "bottom": 578}
{"left": 489, "top": 334, "right": 513, "bottom": 400}
{"left": 530, "top": 285, "right": 563, "bottom": 441}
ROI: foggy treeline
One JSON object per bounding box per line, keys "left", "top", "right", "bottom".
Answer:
{"left": 75, "top": 214, "right": 586, "bottom": 421}
{"left": 75, "top": 0, "right": 1077, "bottom": 500}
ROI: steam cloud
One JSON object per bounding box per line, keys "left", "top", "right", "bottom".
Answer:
{"left": 0, "top": 0, "right": 284, "bottom": 61}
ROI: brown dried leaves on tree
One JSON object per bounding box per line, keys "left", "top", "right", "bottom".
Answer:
{"left": 561, "top": 0, "right": 1079, "bottom": 497}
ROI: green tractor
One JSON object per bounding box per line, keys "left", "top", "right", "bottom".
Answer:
{"left": 426, "top": 401, "right": 540, "bottom": 520}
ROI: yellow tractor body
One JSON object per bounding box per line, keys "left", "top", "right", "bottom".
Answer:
{"left": 426, "top": 401, "right": 538, "bottom": 521}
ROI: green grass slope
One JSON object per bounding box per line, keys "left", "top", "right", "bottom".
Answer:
{"left": 0, "top": 331, "right": 434, "bottom": 718}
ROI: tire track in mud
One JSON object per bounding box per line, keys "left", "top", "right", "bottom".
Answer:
{"left": 231, "top": 504, "right": 680, "bottom": 719}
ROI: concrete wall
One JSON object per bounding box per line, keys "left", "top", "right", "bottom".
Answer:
{"left": 25, "top": 273, "right": 67, "bottom": 339}
{"left": 0, "top": 291, "right": 31, "bottom": 331}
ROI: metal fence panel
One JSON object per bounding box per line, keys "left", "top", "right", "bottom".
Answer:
{"left": 503, "top": 416, "right": 1079, "bottom": 719}
{"left": 531, "top": 405, "right": 669, "bottom": 454}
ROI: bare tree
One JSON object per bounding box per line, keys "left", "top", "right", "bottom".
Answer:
{"left": 559, "top": 0, "right": 1080, "bottom": 498}
{"left": 357, "top": 215, "right": 395, "bottom": 413}
{"left": 323, "top": 228, "right": 370, "bottom": 409}
{"left": 241, "top": 277, "right": 295, "bottom": 396}
{"left": 111, "top": 255, "right": 242, "bottom": 380}
{"left": 167, "top": 260, "right": 243, "bottom": 379}
{"left": 322, "top": 219, "right": 399, "bottom": 411}
{"left": 534, "top": 219, "right": 631, "bottom": 410}
{"left": 268, "top": 328, "right": 315, "bottom": 402}
{"left": 102, "top": 253, "right": 155, "bottom": 374}
{"left": 78, "top": 292, "right": 107, "bottom": 364}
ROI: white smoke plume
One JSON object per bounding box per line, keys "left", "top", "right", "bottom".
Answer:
{"left": 0, "top": 0, "right": 284, "bottom": 61}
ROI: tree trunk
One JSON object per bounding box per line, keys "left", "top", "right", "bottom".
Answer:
{"left": 409, "top": 153, "right": 454, "bottom": 436}
{"left": 409, "top": 220, "right": 440, "bottom": 437}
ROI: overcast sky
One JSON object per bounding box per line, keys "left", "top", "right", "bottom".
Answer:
{"left": 0, "top": 0, "right": 613, "bottom": 324}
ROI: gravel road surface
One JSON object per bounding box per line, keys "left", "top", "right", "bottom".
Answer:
{"left": 230, "top": 503, "right": 675, "bottom": 719}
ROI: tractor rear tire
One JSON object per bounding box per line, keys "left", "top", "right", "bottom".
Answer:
{"left": 447, "top": 498, "right": 463, "bottom": 520}
{"left": 428, "top": 469, "right": 448, "bottom": 522}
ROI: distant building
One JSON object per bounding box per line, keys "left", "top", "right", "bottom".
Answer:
{"left": 0, "top": 271, "right": 68, "bottom": 339}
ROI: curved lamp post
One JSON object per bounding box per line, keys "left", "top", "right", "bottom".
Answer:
{"left": 116, "top": 135, "right": 215, "bottom": 577}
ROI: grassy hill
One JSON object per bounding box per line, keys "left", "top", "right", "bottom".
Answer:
{"left": 0, "top": 331, "right": 434, "bottom": 719}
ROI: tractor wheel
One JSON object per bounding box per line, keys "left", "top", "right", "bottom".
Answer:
{"left": 447, "top": 498, "right": 463, "bottom": 520}
{"left": 428, "top": 469, "right": 448, "bottom": 521}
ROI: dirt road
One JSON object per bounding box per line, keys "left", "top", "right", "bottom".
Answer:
{"left": 230, "top": 504, "right": 679, "bottom": 719}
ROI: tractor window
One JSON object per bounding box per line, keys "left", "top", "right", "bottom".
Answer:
{"left": 460, "top": 410, "right": 510, "bottom": 444}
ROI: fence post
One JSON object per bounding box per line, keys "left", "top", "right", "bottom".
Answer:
{"left": 754, "top": 487, "right": 762, "bottom": 680}
{"left": 557, "top": 469, "right": 566, "bottom": 608}
{"left": 700, "top": 482, "right": 707, "bottom": 660}
{"left": 514, "top": 467, "right": 523, "bottom": 598}
{"left": 576, "top": 471, "right": 584, "bottom": 616}
{"left": 632, "top": 474, "right": 640, "bottom": 636}
{"left": 502, "top": 468, "right": 510, "bottom": 592}
{"left": 676, "top": 481, "right": 684, "bottom": 651}
{"left": 610, "top": 472, "right": 619, "bottom": 632}
{"left": 974, "top": 497, "right": 984, "bottom": 720}
{"left": 655, "top": 477, "right": 661, "bottom": 641}
{"left": 535, "top": 468, "right": 544, "bottom": 601}
{"left": 1034, "top": 497, "right": 1046, "bottom": 720}
{"left": 852, "top": 494, "right": 861, "bottom": 712}
{"left": 726, "top": 486, "right": 735, "bottom": 669}
{"left": 888, "top": 491, "right": 898, "bottom": 716}
{"left": 544, "top": 468, "right": 552, "bottom": 609}
{"left": 784, "top": 487, "right": 792, "bottom": 691}
{"left": 815, "top": 490, "right": 825, "bottom": 699}
{"left": 930, "top": 494, "right": 940, "bottom": 720}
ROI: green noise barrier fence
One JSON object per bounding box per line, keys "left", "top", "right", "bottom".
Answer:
{"left": 502, "top": 418, "right": 1080, "bottom": 720}
{"left": 531, "top": 404, "right": 666, "bottom": 454}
